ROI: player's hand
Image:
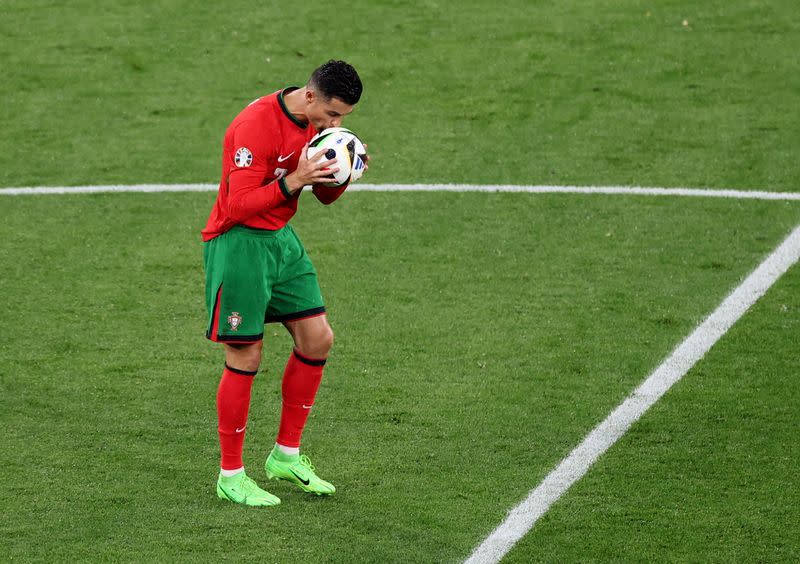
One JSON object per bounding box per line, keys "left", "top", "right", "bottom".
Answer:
{"left": 284, "top": 143, "right": 338, "bottom": 193}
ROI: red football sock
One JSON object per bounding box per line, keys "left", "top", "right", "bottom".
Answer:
{"left": 276, "top": 349, "right": 326, "bottom": 448}
{"left": 217, "top": 364, "right": 256, "bottom": 470}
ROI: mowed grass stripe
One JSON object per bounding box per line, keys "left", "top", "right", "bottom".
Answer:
{"left": 466, "top": 224, "right": 800, "bottom": 564}
{"left": 1, "top": 183, "right": 800, "bottom": 200}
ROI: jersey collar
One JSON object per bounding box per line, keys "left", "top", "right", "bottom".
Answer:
{"left": 278, "top": 87, "right": 308, "bottom": 129}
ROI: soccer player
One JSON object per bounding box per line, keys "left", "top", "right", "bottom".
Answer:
{"left": 201, "top": 60, "right": 365, "bottom": 507}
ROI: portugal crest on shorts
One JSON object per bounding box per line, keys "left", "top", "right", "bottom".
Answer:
{"left": 234, "top": 147, "right": 253, "bottom": 168}
{"left": 227, "top": 312, "right": 242, "bottom": 331}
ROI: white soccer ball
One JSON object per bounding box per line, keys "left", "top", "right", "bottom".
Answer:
{"left": 306, "top": 127, "right": 367, "bottom": 187}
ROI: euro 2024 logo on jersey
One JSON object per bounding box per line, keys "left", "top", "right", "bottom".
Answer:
{"left": 227, "top": 312, "right": 243, "bottom": 331}
{"left": 234, "top": 147, "right": 253, "bottom": 168}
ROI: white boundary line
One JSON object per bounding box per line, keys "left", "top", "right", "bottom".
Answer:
{"left": 465, "top": 224, "right": 800, "bottom": 563}
{"left": 1, "top": 183, "right": 799, "bottom": 200}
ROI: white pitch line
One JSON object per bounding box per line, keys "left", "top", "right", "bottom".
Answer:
{"left": 465, "top": 223, "right": 800, "bottom": 564}
{"left": 1, "top": 183, "right": 799, "bottom": 200}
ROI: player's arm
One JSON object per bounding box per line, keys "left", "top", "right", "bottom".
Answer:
{"left": 226, "top": 173, "right": 290, "bottom": 223}
{"left": 283, "top": 142, "right": 339, "bottom": 194}
{"left": 225, "top": 120, "right": 289, "bottom": 222}
{"left": 311, "top": 144, "right": 369, "bottom": 205}
{"left": 311, "top": 183, "right": 348, "bottom": 205}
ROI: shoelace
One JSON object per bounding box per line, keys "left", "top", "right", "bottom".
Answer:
{"left": 241, "top": 475, "right": 260, "bottom": 491}
{"left": 298, "top": 454, "right": 315, "bottom": 473}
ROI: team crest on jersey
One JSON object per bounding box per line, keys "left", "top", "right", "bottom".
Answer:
{"left": 234, "top": 147, "right": 253, "bottom": 168}
{"left": 227, "top": 312, "right": 243, "bottom": 331}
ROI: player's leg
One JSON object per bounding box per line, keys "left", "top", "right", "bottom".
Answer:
{"left": 265, "top": 315, "right": 335, "bottom": 494}
{"left": 284, "top": 314, "right": 334, "bottom": 359}
{"left": 215, "top": 340, "right": 280, "bottom": 506}
{"left": 262, "top": 226, "right": 335, "bottom": 494}
{"left": 204, "top": 227, "right": 280, "bottom": 506}
{"left": 276, "top": 315, "right": 333, "bottom": 449}
{"left": 225, "top": 340, "right": 264, "bottom": 372}
{"left": 217, "top": 341, "right": 261, "bottom": 474}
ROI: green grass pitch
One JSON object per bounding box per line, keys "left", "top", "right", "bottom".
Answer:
{"left": 2, "top": 1, "right": 799, "bottom": 562}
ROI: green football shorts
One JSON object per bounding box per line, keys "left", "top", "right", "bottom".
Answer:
{"left": 203, "top": 224, "right": 325, "bottom": 343}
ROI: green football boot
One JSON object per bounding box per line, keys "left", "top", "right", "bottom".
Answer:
{"left": 216, "top": 471, "right": 281, "bottom": 507}
{"left": 265, "top": 447, "right": 336, "bottom": 496}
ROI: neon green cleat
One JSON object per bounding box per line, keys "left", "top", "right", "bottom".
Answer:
{"left": 216, "top": 471, "right": 281, "bottom": 507}
{"left": 265, "top": 448, "right": 336, "bottom": 496}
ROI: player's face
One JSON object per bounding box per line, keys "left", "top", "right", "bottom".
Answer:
{"left": 306, "top": 91, "right": 354, "bottom": 131}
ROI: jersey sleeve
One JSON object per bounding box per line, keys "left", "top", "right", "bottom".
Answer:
{"left": 225, "top": 119, "right": 291, "bottom": 222}
{"left": 311, "top": 183, "right": 348, "bottom": 205}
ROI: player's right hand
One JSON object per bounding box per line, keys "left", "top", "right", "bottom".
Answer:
{"left": 284, "top": 143, "right": 338, "bottom": 193}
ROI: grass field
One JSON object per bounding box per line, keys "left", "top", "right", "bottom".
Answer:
{"left": 2, "top": 0, "right": 799, "bottom": 562}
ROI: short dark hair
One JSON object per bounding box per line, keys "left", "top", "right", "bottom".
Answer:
{"left": 308, "top": 60, "right": 362, "bottom": 105}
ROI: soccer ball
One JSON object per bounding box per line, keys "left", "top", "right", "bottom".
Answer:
{"left": 306, "top": 127, "right": 367, "bottom": 187}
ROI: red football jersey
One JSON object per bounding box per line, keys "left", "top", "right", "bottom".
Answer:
{"left": 201, "top": 88, "right": 346, "bottom": 241}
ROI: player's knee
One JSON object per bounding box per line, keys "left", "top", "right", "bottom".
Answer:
{"left": 311, "top": 325, "right": 334, "bottom": 358}
{"left": 319, "top": 325, "right": 334, "bottom": 355}
{"left": 297, "top": 324, "right": 334, "bottom": 359}
{"left": 225, "top": 342, "right": 262, "bottom": 372}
